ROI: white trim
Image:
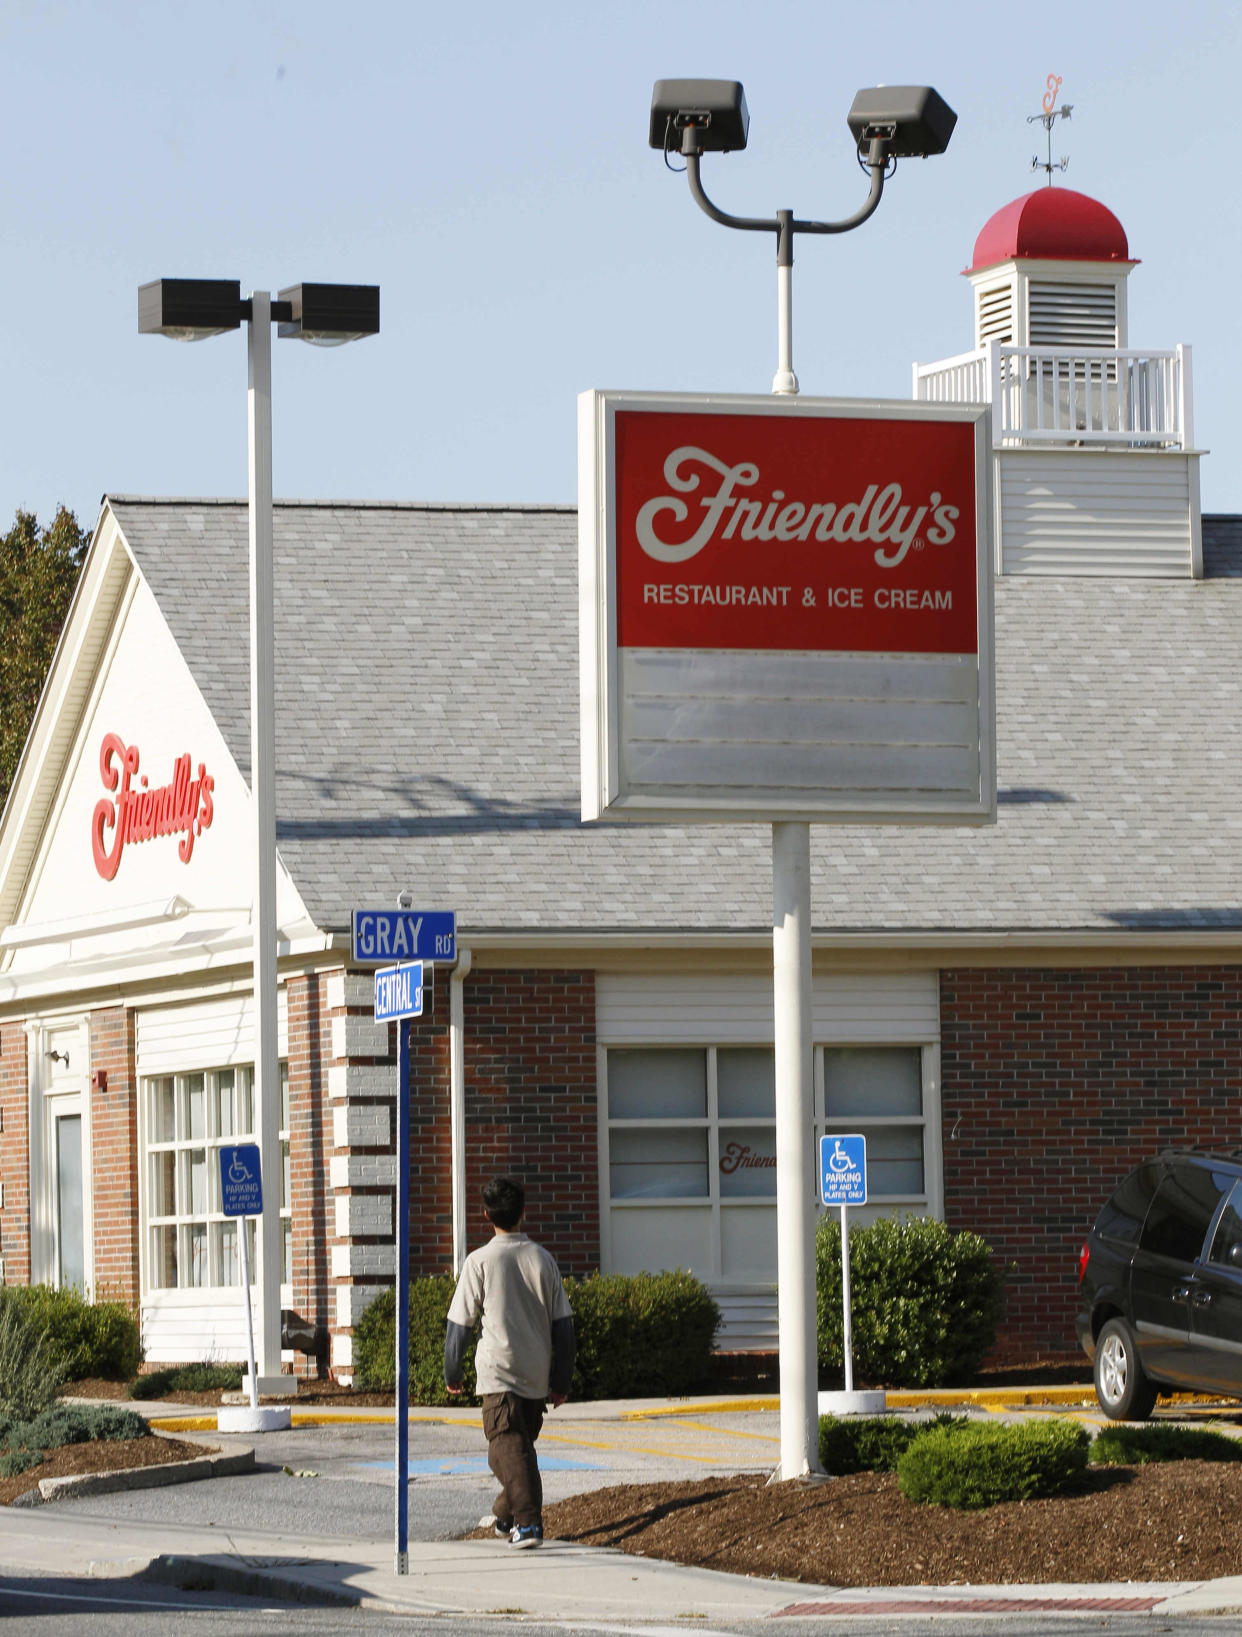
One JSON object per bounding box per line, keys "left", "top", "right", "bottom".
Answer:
{"left": 26, "top": 1014, "right": 94, "bottom": 1295}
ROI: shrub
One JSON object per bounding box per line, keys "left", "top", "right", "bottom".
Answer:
{"left": 1092, "top": 1423, "right": 1242, "bottom": 1466}
{"left": 0, "top": 1285, "right": 141, "bottom": 1382}
{"left": 816, "top": 1215, "right": 1005, "bottom": 1388}
{"left": 818, "top": 1411, "right": 968, "bottom": 1475}
{"left": 129, "top": 1362, "right": 243, "bottom": 1400}
{"left": 353, "top": 1277, "right": 477, "bottom": 1403}
{"left": 0, "top": 1299, "right": 66, "bottom": 1419}
{"left": 3, "top": 1403, "right": 148, "bottom": 1454}
{"left": 352, "top": 1267, "right": 719, "bottom": 1403}
{"left": 0, "top": 1449, "right": 43, "bottom": 1479}
{"left": 898, "top": 1418, "right": 1089, "bottom": 1508}
{"left": 565, "top": 1271, "right": 720, "bottom": 1399}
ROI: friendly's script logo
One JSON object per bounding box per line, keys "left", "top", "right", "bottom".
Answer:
{"left": 91, "top": 732, "right": 215, "bottom": 881}
{"left": 635, "top": 445, "right": 960, "bottom": 569}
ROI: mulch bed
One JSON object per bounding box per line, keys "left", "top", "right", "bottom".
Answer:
{"left": 0, "top": 1434, "right": 208, "bottom": 1508}
{"left": 534, "top": 1464, "right": 1242, "bottom": 1586}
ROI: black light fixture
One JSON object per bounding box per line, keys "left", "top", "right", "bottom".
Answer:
{"left": 277, "top": 283, "right": 380, "bottom": 346}
{"left": 137, "top": 278, "right": 245, "bottom": 342}
{"left": 138, "top": 278, "right": 380, "bottom": 346}
{"left": 648, "top": 76, "right": 956, "bottom": 394}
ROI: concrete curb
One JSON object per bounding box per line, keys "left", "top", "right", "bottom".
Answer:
{"left": 34, "top": 1436, "right": 255, "bottom": 1506}
{"left": 138, "top": 1552, "right": 363, "bottom": 1608}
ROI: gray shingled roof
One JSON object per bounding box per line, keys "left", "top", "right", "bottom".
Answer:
{"left": 111, "top": 499, "right": 1242, "bottom": 940}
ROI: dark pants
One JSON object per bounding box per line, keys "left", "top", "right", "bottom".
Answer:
{"left": 482, "top": 1392, "right": 546, "bottom": 1529}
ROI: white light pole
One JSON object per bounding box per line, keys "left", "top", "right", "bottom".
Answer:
{"left": 140, "top": 279, "right": 379, "bottom": 1398}
{"left": 648, "top": 82, "right": 956, "bottom": 1479}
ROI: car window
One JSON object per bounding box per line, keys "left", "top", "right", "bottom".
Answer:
{"left": 1095, "top": 1163, "right": 1160, "bottom": 1245}
{"left": 1138, "top": 1166, "right": 1225, "bottom": 1263}
{"left": 1207, "top": 1181, "right": 1242, "bottom": 1271}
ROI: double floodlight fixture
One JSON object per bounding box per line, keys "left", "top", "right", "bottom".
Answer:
{"left": 648, "top": 78, "right": 955, "bottom": 392}
{"left": 138, "top": 278, "right": 380, "bottom": 346}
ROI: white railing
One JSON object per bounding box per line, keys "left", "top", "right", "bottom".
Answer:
{"left": 913, "top": 341, "right": 1193, "bottom": 449}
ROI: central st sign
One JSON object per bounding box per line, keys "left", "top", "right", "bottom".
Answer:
{"left": 578, "top": 389, "right": 995, "bottom": 826}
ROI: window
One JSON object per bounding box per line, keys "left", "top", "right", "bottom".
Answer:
{"left": 603, "top": 1043, "right": 934, "bottom": 1281}
{"left": 1139, "top": 1167, "right": 1224, "bottom": 1264}
{"left": 144, "top": 1064, "right": 290, "bottom": 1292}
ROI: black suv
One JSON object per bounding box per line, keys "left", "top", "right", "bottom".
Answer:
{"left": 1077, "top": 1150, "right": 1242, "bottom": 1419}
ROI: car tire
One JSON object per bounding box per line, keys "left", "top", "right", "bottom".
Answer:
{"left": 1094, "top": 1316, "right": 1158, "bottom": 1420}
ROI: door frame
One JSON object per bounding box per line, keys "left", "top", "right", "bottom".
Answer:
{"left": 27, "top": 1015, "right": 94, "bottom": 1294}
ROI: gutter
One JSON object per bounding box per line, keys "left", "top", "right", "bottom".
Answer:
{"left": 450, "top": 945, "right": 473, "bottom": 1274}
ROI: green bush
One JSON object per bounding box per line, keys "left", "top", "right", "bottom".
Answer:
{"left": 129, "top": 1362, "right": 243, "bottom": 1400}
{"left": 818, "top": 1411, "right": 968, "bottom": 1475}
{"left": 0, "top": 1285, "right": 141, "bottom": 1382}
{"left": 898, "top": 1418, "right": 1089, "bottom": 1508}
{"left": 352, "top": 1268, "right": 719, "bottom": 1403}
{"left": 565, "top": 1271, "right": 720, "bottom": 1399}
{"left": 1092, "top": 1423, "right": 1242, "bottom": 1466}
{"left": 0, "top": 1299, "right": 65, "bottom": 1419}
{"left": 353, "top": 1277, "right": 477, "bottom": 1403}
{"left": 2, "top": 1403, "right": 148, "bottom": 1454}
{"left": 0, "top": 1449, "right": 44, "bottom": 1479}
{"left": 816, "top": 1215, "right": 1005, "bottom": 1388}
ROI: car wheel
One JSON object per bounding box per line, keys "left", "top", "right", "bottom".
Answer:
{"left": 1094, "top": 1316, "right": 1158, "bottom": 1420}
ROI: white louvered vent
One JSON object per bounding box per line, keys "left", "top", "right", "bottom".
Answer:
{"left": 1029, "top": 282, "right": 1117, "bottom": 347}
{"left": 976, "top": 282, "right": 1012, "bottom": 345}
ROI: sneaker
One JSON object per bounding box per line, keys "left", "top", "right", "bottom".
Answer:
{"left": 479, "top": 1514, "right": 512, "bottom": 1538}
{"left": 509, "top": 1524, "right": 543, "bottom": 1549}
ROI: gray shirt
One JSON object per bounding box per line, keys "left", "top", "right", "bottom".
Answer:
{"left": 446, "top": 1232, "right": 572, "bottom": 1399}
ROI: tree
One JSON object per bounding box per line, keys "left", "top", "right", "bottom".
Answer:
{"left": 0, "top": 508, "right": 88, "bottom": 814}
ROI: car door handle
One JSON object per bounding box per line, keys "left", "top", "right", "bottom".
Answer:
{"left": 1191, "top": 1289, "right": 1213, "bottom": 1307}
{"left": 1173, "top": 1284, "right": 1192, "bottom": 1302}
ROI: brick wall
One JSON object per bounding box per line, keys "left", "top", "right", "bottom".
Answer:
{"left": 409, "top": 969, "right": 599, "bottom": 1277}
{"left": 89, "top": 1007, "right": 139, "bottom": 1304}
{"left": 287, "top": 971, "right": 332, "bottom": 1377}
{"left": 940, "top": 966, "right": 1242, "bottom": 1362}
{"left": 0, "top": 1024, "right": 29, "bottom": 1286}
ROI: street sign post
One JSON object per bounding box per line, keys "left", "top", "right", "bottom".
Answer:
{"left": 353, "top": 907, "right": 453, "bottom": 1575}
{"left": 220, "top": 1144, "right": 263, "bottom": 1410}
{"left": 820, "top": 1134, "right": 867, "bottom": 1400}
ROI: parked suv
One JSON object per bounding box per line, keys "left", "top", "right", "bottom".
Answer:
{"left": 1077, "top": 1150, "right": 1242, "bottom": 1419}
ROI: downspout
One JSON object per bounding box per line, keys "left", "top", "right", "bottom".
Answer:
{"left": 449, "top": 946, "right": 472, "bottom": 1274}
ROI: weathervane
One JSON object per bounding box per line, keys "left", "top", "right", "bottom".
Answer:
{"left": 1028, "top": 74, "right": 1072, "bottom": 184}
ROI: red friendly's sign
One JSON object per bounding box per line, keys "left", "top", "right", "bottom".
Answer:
{"left": 614, "top": 407, "right": 979, "bottom": 655}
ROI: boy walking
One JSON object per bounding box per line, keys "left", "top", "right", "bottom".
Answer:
{"left": 444, "top": 1176, "right": 575, "bottom": 1548}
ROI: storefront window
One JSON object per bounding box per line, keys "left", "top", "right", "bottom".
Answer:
{"left": 144, "top": 1064, "right": 290, "bottom": 1293}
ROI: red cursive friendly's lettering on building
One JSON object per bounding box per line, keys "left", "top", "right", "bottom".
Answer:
{"left": 91, "top": 732, "right": 215, "bottom": 881}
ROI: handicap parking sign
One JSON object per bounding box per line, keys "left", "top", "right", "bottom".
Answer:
{"left": 220, "top": 1143, "right": 263, "bottom": 1218}
{"left": 820, "top": 1133, "right": 867, "bottom": 1206}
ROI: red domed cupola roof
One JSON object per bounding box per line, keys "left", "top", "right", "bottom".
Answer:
{"left": 969, "top": 188, "right": 1133, "bottom": 272}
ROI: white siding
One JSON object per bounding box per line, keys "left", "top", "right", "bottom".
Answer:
{"left": 597, "top": 970, "right": 939, "bottom": 1045}
{"left": 135, "top": 991, "right": 289, "bottom": 1074}
{"left": 141, "top": 1295, "right": 255, "bottom": 1365}
{"left": 998, "top": 449, "right": 1197, "bottom": 577}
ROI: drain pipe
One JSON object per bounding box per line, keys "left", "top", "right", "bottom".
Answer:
{"left": 449, "top": 946, "right": 472, "bottom": 1274}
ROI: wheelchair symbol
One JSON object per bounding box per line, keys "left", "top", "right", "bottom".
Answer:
{"left": 228, "top": 1149, "right": 253, "bottom": 1185}
{"left": 828, "top": 1139, "right": 853, "bottom": 1174}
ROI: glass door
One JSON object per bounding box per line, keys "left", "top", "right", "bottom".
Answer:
{"left": 54, "top": 1111, "right": 85, "bottom": 1290}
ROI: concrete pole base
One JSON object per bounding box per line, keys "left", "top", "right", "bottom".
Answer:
{"left": 818, "top": 1389, "right": 887, "bottom": 1416}
{"left": 217, "top": 1404, "right": 292, "bottom": 1434}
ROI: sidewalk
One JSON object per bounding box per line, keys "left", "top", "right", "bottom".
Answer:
{"left": 1, "top": 1389, "right": 1239, "bottom": 1622}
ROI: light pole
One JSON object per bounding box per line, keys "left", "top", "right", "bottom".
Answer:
{"left": 139, "top": 279, "right": 379, "bottom": 1397}
{"left": 648, "top": 81, "right": 954, "bottom": 1480}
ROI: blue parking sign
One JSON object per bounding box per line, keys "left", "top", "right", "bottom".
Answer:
{"left": 220, "top": 1144, "right": 263, "bottom": 1218}
{"left": 821, "top": 1133, "right": 867, "bottom": 1206}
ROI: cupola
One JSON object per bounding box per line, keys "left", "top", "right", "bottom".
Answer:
{"left": 965, "top": 187, "right": 1137, "bottom": 352}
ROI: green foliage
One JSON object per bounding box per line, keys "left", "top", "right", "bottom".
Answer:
{"left": 0, "top": 507, "right": 87, "bottom": 811}
{"left": 352, "top": 1267, "right": 719, "bottom": 1403}
{"left": 815, "top": 1215, "right": 1005, "bottom": 1388}
{"left": 2, "top": 1403, "right": 148, "bottom": 1454}
{"left": 897, "top": 1418, "right": 1089, "bottom": 1508}
{"left": 1092, "top": 1422, "right": 1242, "bottom": 1466}
{"left": 353, "top": 1277, "right": 477, "bottom": 1404}
{"left": 0, "top": 1284, "right": 141, "bottom": 1383}
{"left": 564, "top": 1270, "right": 720, "bottom": 1399}
{"left": 818, "top": 1411, "right": 968, "bottom": 1475}
{"left": 0, "top": 1299, "right": 66, "bottom": 1419}
{"left": 0, "top": 1449, "right": 44, "bottom": 1479}
{"left": 129, "top": 1362, "right": 243, "bottom": 1400}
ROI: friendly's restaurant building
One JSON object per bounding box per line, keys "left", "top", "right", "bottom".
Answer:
{"left": 0, "top": 182, "right": 1239, "bottom": 1379}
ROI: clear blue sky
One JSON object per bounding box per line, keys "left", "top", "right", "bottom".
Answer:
{"left": 2, "top": 0, "right": 1238, "bottom": 530}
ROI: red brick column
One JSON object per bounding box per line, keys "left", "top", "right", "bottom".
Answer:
{"left": 0, "top": 1023, "right": 30, "bottom": 1286}
{"left": 286, "top": 971, "right": 332, "bottom": 1377}
{"left": 940, "top": 965, "right": 1242, "bottom": 1363}
{"left": 88, "top": 1008, "right": 139, "bottom": 1304}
